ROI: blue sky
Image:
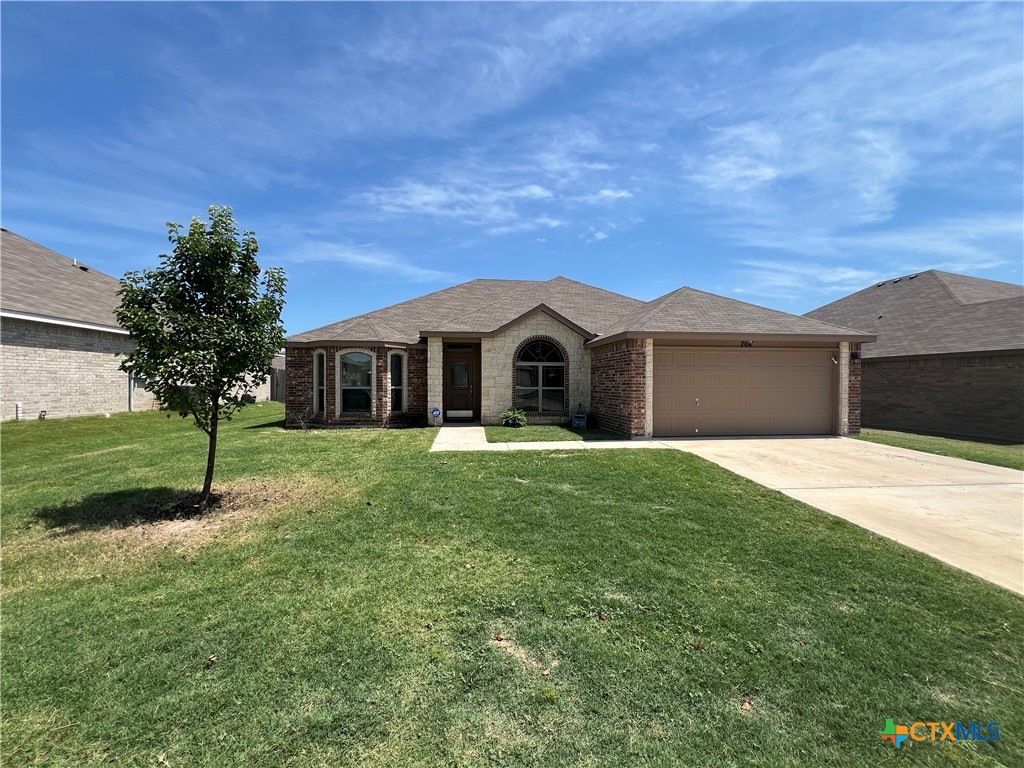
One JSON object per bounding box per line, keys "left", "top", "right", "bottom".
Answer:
{"left": 2, "top": 2, "right": 1022, "bottom": 334}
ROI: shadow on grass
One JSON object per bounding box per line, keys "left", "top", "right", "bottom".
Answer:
{"left": 34, "top": 487, "right": 222, "bottom": 535}
{"left": 243, "top": 418, "right": 287, "bottom": 430}
{"left": 862, "top": 426, "right": 1023, "bottom": 447}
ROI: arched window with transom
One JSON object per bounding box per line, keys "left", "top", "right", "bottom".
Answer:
{"left": 515, "top": 338, "right": 565, "bottom": 412}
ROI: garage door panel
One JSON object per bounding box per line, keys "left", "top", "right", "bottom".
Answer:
{"left": 654, "top": 346, "right": 835, "bottom": 437}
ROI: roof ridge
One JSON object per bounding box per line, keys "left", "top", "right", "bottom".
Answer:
{"left": 609, "top": 285, "right": 690, "bottom": 330}
{"left": 599, "top": 284, "right": 873, "bottom": 339}
{"left": 688, "top": 286, "right": 872, "bottom": 335}
{"left": 1, "top": 228, "right": 115, "bottom": 281}
{"left": 546, "top": 275, "right": 644, "bottom": 303}
{"left": 926, "top": 270, "right": 966, "bottom": 307}
{"left": 430, "top": 280, "right": 542, "bottom": 327}
{"left": 365, "top": 315, "right": 406, "bottom": 339}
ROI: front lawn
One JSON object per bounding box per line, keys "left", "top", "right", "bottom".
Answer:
{"left": 856, "top": 428, "right": 1024, "bottom": 471}
{"left": 3, "top": 404, "right": 1022, "bottom": 766}
{"left": 485, "top": 425, "right": 620, "bottom": 442}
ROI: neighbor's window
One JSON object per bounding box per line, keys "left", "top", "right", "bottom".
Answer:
{"left": 340, "top": 352, "right": 372, "bottom": 413}
{"left": 390, "top": 352, "right": 405, "bottom": 412}
{"left": 515, "top": 339, "right": 564, "bottom": 412}
{"left": 313, "top": 351, "right": 326, "bottom": 414}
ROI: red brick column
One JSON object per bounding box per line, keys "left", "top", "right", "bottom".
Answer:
{"left": 848, "top": 342, "right": 862, "bottom": 434}
{"left": 590, "top": 338, "right": 648, "bottom": 437}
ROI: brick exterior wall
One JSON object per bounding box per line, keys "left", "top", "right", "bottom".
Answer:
{"left": 862, "top": 352, "right": 1024, "bottom": 442}
{"left": 848, "top": 342, "right": 862, "bottom": 434}
{"left": 406, "top": 347, "right": 428, "bottom": 425}
{"left": 589, "top": 338, "right": 649, "bottom": 437}
{"left": 0, "top": 317, "right": 160, "bottom": 421}
{"left": 285, "top": 344, "right": 426, "bottom": 428}
{"left": 480, "top": 312, "right": 591, "bottom": 425}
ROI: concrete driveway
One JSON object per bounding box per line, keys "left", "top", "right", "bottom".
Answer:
{"left": 665, "top": 437, "right": 1024, "bottom": 594}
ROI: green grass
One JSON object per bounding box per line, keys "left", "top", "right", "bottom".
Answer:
{"left": 485, "top": 425, "right": 620, "bottom": 442}
{"left": 857, "top": 428, "right": 1024, "bottom": 471}
{"left": 3, "top": 403, "right": 1022, "bottom": 766}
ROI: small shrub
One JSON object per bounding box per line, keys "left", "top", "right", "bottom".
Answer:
{"left": 500, "top": 408, "right": 528, "bottom": 428}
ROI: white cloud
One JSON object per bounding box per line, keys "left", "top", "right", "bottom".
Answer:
{"left": 362, "top": 179, "right": 555, "bottom": 225}
{"left": 682, "top": 3, "right": 1020, "bottom": 242}
{"left": 284, "top": 242, "right": 454, "bottom": 282}
{"left": 731, "top": 214, "right": 1023, "bottom": 302}
{"left": 488, "top": 216, "right": 565, "bottom": 236}
{"left": 577, "top": 188, "right": 633, "bottom": 204}
{"left": 734, "top": 260, "right": 887, "bottom": 301}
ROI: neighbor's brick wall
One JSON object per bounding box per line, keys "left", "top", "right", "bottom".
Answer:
{"left": 480, "top": 312, "right": 590, "bottom": 425}
{"left": 0, "top": 317, "right": 159, "bottom": 421}
{"left": 590, "top": 338, "right": 648, "bottom": 437}
{"left": 862, "top": 352, "right": 1024, "bottom": 442}
{"left": 285, "top": 344, "right": 425, "bottom": 427}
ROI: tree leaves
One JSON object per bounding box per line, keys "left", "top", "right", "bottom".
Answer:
{"left": 116, "top": 205, "right": 287, "bottom": 501}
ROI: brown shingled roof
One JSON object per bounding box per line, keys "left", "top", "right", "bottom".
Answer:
{"left": 421, "top": 277, "right": 643, "bottom": 336}
{"left": 0, "top": 228, "right": 124, "bottom": 331}
{"left": 288, "top": 277, "right": 644, "bottom": 344}
{"left": 590, "top": 286, "right": 872, "bottom": 345}
{"left": 805, "top": 270, "right": 1024, "bottom": 358}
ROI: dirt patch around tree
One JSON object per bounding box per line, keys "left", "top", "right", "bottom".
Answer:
{"left": 98, "top": 478, "right": 336, "bottom": 545}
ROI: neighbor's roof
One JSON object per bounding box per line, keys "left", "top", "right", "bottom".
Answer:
{"left": 0, "top": 228, "right": 125, "bottom": 332}
{"left": 288, "top": 277, "right": 644, "bottom": 344}
{"left": 590, "top": 286, "right": 873, "bottom": 345}
{"left": 805, "top": 270, "right": 1024, "bottom": 358}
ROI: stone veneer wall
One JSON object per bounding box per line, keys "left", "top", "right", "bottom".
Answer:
{"left": 862, "top": 351, "right": 1023, "bottom": 442}
{"left": 589, "top": 338, "right": 649, "bottom": 437}
{"left": 426, "top": 337, "right": 444, "bottom": 426}
{"left": 480, "top": 312, "right": 590, "bottom": 425}
{"left": 0, "top": 317, "right": 159, "bottom": 420}
{"left": 285, "top": 344, "right": 426, "bottom": 427}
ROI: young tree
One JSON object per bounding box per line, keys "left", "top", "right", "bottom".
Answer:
{"left": 116, "top": 205, "right": 286, "bottom": 509}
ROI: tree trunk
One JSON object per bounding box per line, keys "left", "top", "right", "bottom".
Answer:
{"left": 199, "top": 403, "right": 219, "bottom": 510}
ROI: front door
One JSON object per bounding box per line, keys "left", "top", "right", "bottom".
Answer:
{"left": 443, "top": 348, "right": 480, "bottom": 420}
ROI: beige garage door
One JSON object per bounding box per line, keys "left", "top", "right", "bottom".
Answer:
{"left": 653, "top": 347, "right": 835, "bottom": 437}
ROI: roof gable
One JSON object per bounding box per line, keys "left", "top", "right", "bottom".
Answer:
{"left": 593, "top": 286, "right": 872, "bottom": 342}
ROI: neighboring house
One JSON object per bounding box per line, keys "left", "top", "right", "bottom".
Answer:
{"left": 287, "top": 277, "right": 873, "bottom": 437}
{"left": 806, "top": 270, "right": 1024, "bottom": 442}
{"left": 0, "top": 229, "right": 273, "bottom": 421}
{"left": 1, "top": 229, "right": 160, "bottom": 420}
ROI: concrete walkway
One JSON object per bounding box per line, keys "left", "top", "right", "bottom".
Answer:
{"left": 429, "top": 423, "right": 659, "bottom": 452}
{"left": 430, "top": 425, "right": 1024, "bottom": 594}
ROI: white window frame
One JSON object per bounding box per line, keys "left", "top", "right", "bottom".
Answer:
{"left": 312, "top": 349, "right": 326, "bottom": 415}
{"left": 335, "top": 348, "right": 377, "bottom": 415}
{"left": 388, "top": 350, "right": 407, "bottom": 413}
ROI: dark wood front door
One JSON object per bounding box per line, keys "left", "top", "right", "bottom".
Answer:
{"left": 443, "top": 348, "right": 480, "bottom": 420}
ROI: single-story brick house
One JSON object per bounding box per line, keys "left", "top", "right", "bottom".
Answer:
{"left": 806, "top": 270, "right": 1024, "bottom": 443}
{"left": 0, "top": 229, "right": 273, "bottom": 421}
{"left": 287, "top": 277, "right": 873, "bottom": 437}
